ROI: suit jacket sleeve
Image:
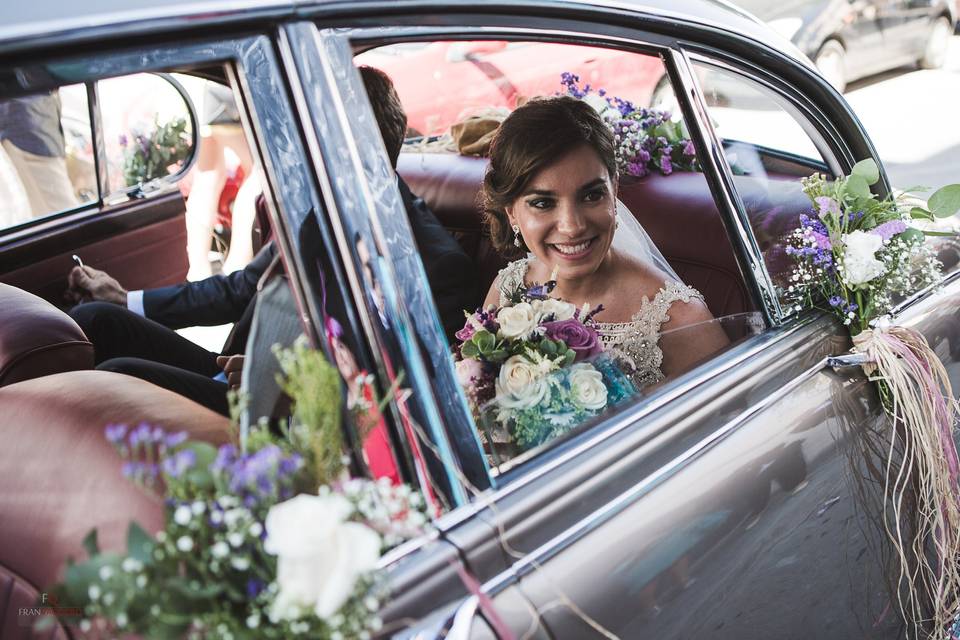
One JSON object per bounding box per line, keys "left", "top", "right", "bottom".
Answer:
{"left": 142, "top": 243, "right": 276, "bottom": 329}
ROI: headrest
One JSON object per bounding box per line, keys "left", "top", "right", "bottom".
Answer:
{"left": 0, "top": 283, "right": 93, "bottom": 387}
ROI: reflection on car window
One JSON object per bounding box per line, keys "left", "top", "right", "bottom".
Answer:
{"left": 0, "top": 85, "right": 94, "bottom": 228}
{"left": 691, "top": 60, "right": 840, "bottom": 308}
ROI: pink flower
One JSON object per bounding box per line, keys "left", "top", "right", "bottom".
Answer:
{"left": 815, "top": 196, "right": 840, "bottom": 218}
{"left": 543, "top": 319, "right": 602, "bottom": 361}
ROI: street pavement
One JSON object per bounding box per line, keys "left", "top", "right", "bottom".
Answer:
{"left": 845, "top": 35, "right": 960, "bottom": 189}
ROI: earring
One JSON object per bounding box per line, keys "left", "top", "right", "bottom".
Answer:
{"left": 512, "top": 224, "right": 522, "bottom": 248}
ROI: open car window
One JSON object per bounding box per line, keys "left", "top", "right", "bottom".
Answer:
{"left": 356, "top": 38, "right": 773, "bottom": 478}
{"left": 0, "top": 73, "right": 197, "bottom": 234}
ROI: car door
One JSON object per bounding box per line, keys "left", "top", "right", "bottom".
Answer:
{"left": 326, "top": 7, "right": 960, "bottom": 639}
{"left": 0, "top": 70, "right": 199, "bottom": 307}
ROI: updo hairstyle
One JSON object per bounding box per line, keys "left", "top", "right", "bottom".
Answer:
{"left": 482, "top": 96, "right": 617, "bottom": 259}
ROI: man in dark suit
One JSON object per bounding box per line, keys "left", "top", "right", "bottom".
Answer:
{"left": 67, "top": 66, "right": 476, "bottom": 416}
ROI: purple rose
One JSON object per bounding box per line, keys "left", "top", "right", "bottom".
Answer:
{"left": 543, "top": 318, "right": 602, "bottom": 361}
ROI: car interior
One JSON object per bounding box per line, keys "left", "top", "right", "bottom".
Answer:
{"left": 0, "top": 34, "right": 856, "bottom": 636}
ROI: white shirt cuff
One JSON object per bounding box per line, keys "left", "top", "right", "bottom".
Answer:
{"left": 127, "top": 290, "right": 145, "bottom": 317}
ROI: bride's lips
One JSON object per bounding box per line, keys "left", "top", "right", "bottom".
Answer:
{"left": 548, "top": 237, "right": 596, "bottom": 260}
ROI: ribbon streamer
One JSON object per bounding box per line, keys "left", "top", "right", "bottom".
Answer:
{"left": 853, "top": 324, "right": 960, "bottom": 637}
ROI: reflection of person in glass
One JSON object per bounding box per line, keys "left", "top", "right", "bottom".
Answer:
{"left": 0, "top": 90, "right": 78, "bottom": 220}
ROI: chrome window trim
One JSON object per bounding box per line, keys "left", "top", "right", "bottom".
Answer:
{"left": 670, "top": 47, "right": 784, "bottom": 323}
{"left": 480, "top": 354, "right": 833, "bottom": 597}
{"left": 274, "top": 26, "right": 433, "bottom": 499}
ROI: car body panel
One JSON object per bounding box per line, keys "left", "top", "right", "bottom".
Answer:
{"left": 1, "top": 2, "right": 959, "bottom": 639}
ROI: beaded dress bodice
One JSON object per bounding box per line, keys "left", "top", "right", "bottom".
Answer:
{"left": 496, "top": 258, "right": 705, "bottom": 390}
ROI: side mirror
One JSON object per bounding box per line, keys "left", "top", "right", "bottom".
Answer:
{"left": 97, "top": 72, "right": 199, "bottom": 199}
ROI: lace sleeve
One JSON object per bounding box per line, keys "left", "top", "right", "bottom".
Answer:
{"left": 496, "top": 258, "right": 530, "bottom": 306}
{"left": 643, "top": 280, "right": 705, "bottom": 332}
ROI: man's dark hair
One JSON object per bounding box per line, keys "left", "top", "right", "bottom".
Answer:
{"left": 358, "top": 65, "right": 407, "bottom": 168}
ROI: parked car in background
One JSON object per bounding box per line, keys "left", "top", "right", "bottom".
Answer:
{"left": 3, "top": 0, "right": 960, "bottom": 638}
{"left": 736, "top": 0, "right": 956, "bottom": 91}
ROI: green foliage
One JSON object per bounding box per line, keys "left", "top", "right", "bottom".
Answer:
{"left": 122, "top": 116, "right": 192, "bottom": 186}
{"left": 273, "top": 337, "right": 345, "bottom": 486}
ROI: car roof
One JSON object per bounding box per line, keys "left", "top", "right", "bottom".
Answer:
{"left": 0, "top": 0, "right": 809, "bottom": 69}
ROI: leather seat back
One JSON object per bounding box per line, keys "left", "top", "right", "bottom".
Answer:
{"left": 398, "top": 152, "right": 759, "bottom": 317}
{"left": 0, "top": 284, "right": 93, "bottom": 387}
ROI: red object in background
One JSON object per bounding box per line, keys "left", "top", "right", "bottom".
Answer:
{"left": 358, "top": 40, "right": 666, "bottom": 137}
{"left": 216, "top": 164, "right": 244, "bottom": 226}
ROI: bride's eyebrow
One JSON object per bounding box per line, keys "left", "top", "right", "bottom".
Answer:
{"left": 578, "top": 178, "right": 607, "bottom": 192}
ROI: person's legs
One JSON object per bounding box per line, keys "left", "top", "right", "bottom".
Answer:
{"left": 98, "top": 357, "right": 229, "bottom": 416}
{"left": 183, "top": 130, "right": 227, "bottom": 281}
{"left": 69, "top": 302, "right": 220, "bottom": 376}
{"left": 2, "top": 139, "right": 77, "bottom": 217}
{"left": 221, "top": 163, "right": 261, "bottom": 274}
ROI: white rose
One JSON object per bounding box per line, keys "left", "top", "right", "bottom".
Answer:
{"left": 535, "top": 298, "right": 577, "bottom": 323}
{"left": 264, "top": 494, "right": 381, "bottom": 621}
{"left": 495, "top": 356, "right": 549, "bottom": 409}
{"left": 568, "top": 363, "right": 608, "bottom": 411}
{"left": 496, "top": 303, "right": 538, "bottom": 340}
{"left": 841, "top": 230, "right": 886, "bottom": 286}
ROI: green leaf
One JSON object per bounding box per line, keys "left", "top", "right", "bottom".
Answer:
{"left": 460, "top": 342, "right": 478, "bottom": 359}
{"left": 901, "top": 228, "right": 925, "bottom": 244}
{"left": 845, "top": 174, "right": 872, "bottom": 200}
{"left": 487, "top": 349, "right": 509, "bottom": 362}
{"left": 563, "top": 350, "right": 576, "bottom": 366}
{"left": 928, "top": 184, "right": 960, "bottom": 218}
{"left": 540, "top": 340, "right": 557, "bottom": 356}
{"left": 851, "top": 158, "right": 879, "bottom": 185}
{"left": 82, "top": 529, "right": 99, "bottom": 558}
{"left": 910, "top": 206, "right": 934, "bottom": 220}
{"left": 922, "top": 230, "right": 959, "bottom": 237}
{"left": 898, "top": 185, "right": 932, "bottom": 193}
{"left": 126, "top": 522, "right": 155, "bottom": 566}
{"left": 474, "top": 330, "right": 495, "bottom": 352}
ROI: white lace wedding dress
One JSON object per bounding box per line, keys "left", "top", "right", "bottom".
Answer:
{"left": 496, "top": 257, "right": 705, "bottom": 389}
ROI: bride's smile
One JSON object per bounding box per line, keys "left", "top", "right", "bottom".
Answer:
{"left": 507, "top": 143, "right": 618, "bottom": 283}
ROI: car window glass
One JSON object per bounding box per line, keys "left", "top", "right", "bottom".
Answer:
{"left": 358, "top": 40, "right": 764, "bottom": 476}
{"left": 98, "top": 73, "right": 196, "bottom": 195}
{"left": 690, "top": 60, "right": 841, "bottom": 311}
{"left": 0, "top": 85, "right": 95, "bottom": 228}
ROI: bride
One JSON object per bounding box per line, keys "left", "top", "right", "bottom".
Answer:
{"left": 481, "top": 96, "right": 729, "bottom": 389}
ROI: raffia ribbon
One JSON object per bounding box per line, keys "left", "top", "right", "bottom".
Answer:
{"left": 850, "top": 323, "right": 960, "bottom": 637}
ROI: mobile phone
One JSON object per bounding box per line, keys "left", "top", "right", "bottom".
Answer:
{"left": 72, "top": 254, "right": 84, "bottom": 269}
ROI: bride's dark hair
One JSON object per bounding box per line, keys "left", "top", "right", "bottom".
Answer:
{"left": 482, "top": 95, "right": 617, "bottom": 258}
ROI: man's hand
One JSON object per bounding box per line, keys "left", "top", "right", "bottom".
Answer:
{"left": 216, "top": 355, "right": 245, "bottom": 391}
{"left": 66, "top": 266, "right": 128, "bottom": 306}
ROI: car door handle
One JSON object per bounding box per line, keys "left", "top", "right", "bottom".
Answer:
{"left": 826, "top": 352, "right": 873, "bottom": 369}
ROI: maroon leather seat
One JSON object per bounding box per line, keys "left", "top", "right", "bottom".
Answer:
{"left": 0, "top": 371, "right": 232, "bottom": 636}
{"left": 0, "top": 284, "right": 93, "bottom": 387}
{"left": 399, "top": 152, "right": 779, "bottom": 317}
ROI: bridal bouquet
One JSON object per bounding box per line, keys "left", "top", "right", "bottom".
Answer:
{"left": 560, "top": 72, "right": 698, "bottom": 178}
{"left": 784, "top": 159, "right": 960, "bottom": 637}
{"left": 455, "top": 277, "right": 634, "bottom": 454}
{"left": 54, "top": 340, "right": 429, "bottom": 639}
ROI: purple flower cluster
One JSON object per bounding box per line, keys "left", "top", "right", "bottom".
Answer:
{"left": 786, "top": 213, "right": 834, "bottom": 268}
{"left": 456, "top": 306, "right": 500, "bottom": 342}
{"left": 559, "top": 72, "right": 697, "bottom": 178}
{"left": 106, "top": 423, "right": 194, "bottom": 484}
{"left": 828, "top": 297, "right": 858, "bottom": 314}
{"left": 212, "top": 444, "right": 302, "bottom": 509}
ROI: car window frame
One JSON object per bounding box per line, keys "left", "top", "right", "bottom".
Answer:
{"left": 0, "top": 69, "right": 200, "bottom": 242}
{"left": 342, "top": 21, "right": 818, "bottom": 499}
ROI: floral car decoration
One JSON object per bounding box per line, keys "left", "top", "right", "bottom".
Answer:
{"left": 455, "top": 274, "right": 634, "bottom": 456}
{"left": 784, "top": 158, "right": 960, "bottom": 637}
{"left": 560, "top": 72, "right": 698, "bottom": 178}
{"left": 52, "top": 339, "right": 429, "bottom": 639}
{"left": 121, "top": 115, "right": 192, "bottom": 187}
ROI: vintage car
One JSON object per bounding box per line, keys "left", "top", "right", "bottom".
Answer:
{"left": 1, "top": 0, "right": 959, "bottom": 638}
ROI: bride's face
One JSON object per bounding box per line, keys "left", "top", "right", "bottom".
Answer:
{"left": 507, "top": 144, "right": 617, "bottom": 282}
